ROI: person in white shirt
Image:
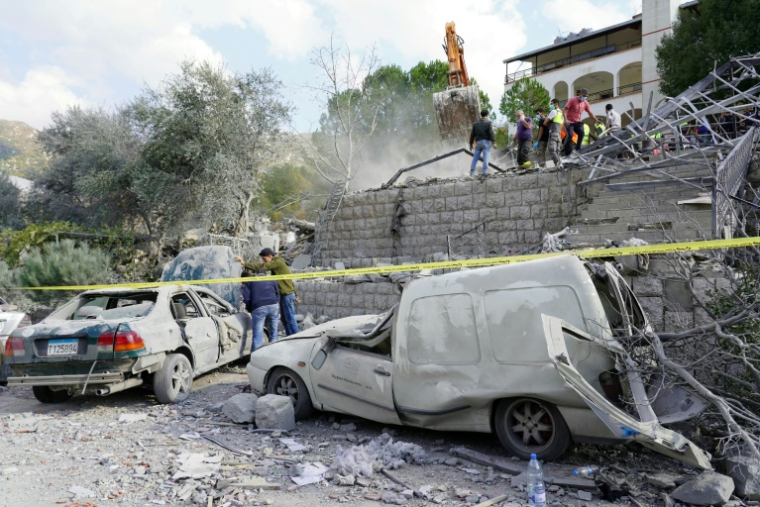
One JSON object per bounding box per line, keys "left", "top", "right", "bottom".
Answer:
{"left": 605, "top": 104, "right": 621, "bottom": 133}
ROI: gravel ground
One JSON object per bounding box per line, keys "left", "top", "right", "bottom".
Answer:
{"left": 0, "top": 364, "right": 706, "bottom": 507}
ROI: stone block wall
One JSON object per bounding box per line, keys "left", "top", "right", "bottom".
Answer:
{"left": 296, "top": 279, "right": 402, "bottom": 321}
{"left": 315, "top": 170, "right": 589, "bottom": 268}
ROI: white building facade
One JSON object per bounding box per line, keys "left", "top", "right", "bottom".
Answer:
{"left": 503, "top": 0, "right": 695, "bottom": 127}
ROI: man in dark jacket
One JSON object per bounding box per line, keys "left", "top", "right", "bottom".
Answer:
{"left": 469, "top": 109, "right": 496, "bottom": 176}
{"left": 235, "top": 248, "right": 299, "bottom": 336}
{"left": 241, "top": 269, "right": 281, "bottom": 349}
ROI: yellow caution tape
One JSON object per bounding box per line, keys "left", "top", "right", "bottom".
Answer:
{"left": 14, "top": 236, "right": 760, "bottom": 291}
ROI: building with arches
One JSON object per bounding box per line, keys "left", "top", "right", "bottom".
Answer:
{"left": 503, "top": 0, "right": 698, "bottom": 128}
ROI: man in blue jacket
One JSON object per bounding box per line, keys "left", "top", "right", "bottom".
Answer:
{"left": 241, "top": 270, "right": 281, "bottom": 350}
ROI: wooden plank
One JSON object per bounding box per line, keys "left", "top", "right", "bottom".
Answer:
{"left": 451, "top": 448, "right": 523, "bottom": 475}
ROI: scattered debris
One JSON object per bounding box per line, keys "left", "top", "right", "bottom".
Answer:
{"left": 171, "top": 453, "right": 223, "bottom": 480}
{"left": 290, "top": 462, "right": 329, "bottom": 486}
{"left": 725, "top": 455, "right": 760, "bottom": 498}
{"left": 671, "top": 471, "right": 735, "bottom": 506}
{"left": 117, "top": 413, "right": 147, "bottom": 424}
{"left": 222, "top": 393, "right": 259, "bottom": 424}
{"left": 255, "top": 394, "right": 296, "bottom": 431}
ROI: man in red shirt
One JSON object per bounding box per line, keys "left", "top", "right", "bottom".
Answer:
{"left": 562, "top": 88, "right": 599, "bottom": 156}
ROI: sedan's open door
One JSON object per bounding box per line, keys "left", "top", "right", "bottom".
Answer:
{"left": 542, "top": 315, "right": 712, "bottom": 470}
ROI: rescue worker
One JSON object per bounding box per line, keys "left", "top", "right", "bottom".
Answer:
{"left": 605, "top": 104, "right": 621, "bottom": 134}
{"left": 534, "top": 108, "right": 549, "bottom": 169}
{"left": 563, "top": 88, "right": 600, "bottom": 155}
{"left": 513, "top": 110, "right": 534, "bottom": 168}
{"left": 581, "top": 123, "right": 594, "bottom": 147}
{"left": 469, "top": 109, "right": 496, "bottom": 177}
{"left": 543, "top": 98, "right": 564, "bottom": 169}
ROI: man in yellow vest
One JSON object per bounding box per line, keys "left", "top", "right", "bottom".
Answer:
{"left": 542, "top": 98, "right": 564, "bottom": 169}
{"left": 581, "top": 123, "right": 595, "bottom": 147}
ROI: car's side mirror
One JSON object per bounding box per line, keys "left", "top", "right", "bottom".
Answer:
{"left": 311, "top": 339, "right": 336, "bottom": 370}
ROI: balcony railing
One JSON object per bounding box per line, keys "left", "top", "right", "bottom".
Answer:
{"left": 618, "top": 82, "right": 642, "bottom": 95}
{"left": 586, "top": 88, "right": 615, "bottom": 102}
{"left": 505, "top": 40, "right": 641, "bottom": 83}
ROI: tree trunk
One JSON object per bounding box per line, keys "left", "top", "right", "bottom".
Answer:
{"left": 233, "top": 191, "right": 253, "bottom": 238}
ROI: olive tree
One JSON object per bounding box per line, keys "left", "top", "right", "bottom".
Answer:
{"left": 128, "top": 61, "right": 292, "bottom": 236}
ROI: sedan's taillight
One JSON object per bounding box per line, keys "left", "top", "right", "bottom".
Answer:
{"left": 114, "top": 331, "right": 145, "bottom": 353}
{"left": 98, "top": 332, "right": 115, "bottom": 354}
{"left": 4, "top": 337, "right": 25, "bottom": 357}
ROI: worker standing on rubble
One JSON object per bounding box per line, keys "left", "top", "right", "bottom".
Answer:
{"left": 513, "top": 110, "right": 534, "bottom": 168}
{"left": 469, "top": 109, "right": 496, "bottom": 177}
{"left": 235, "top": 248, "right": 300, "bottom": 336}
{"left": 581, "top": 123, "right": 594, "bottom": 147}
{"left": 562, "top": 88, "right": 599, "bottom": 155}
{"left": 534, "top": 108, "right": 549, "bottom": 169}
{"left": 241, "top": 270, "right": 280, "bottom": 349}
{"left": 544, "top": 98, "right": 564, "bottom": 170}
{"left": 605, "top": 104, "right": 621, "bottom": 135}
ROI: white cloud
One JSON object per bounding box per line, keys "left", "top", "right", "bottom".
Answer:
{"left": 0, "top": 66, "right": 83, "bottom": 129}
{"left": 0, "top": 0, "right": 328, "bottom": 127}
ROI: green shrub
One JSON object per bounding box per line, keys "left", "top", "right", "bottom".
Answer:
{"left": 0, "top": 221, "right": 82, "bottom": 268}
{"left": 18, "top": 239, "right": 111, "bottom": 306}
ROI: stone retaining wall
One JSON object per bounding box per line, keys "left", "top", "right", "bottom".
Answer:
{"left": 315, "top": 170, "right": 589, "bottom": 268}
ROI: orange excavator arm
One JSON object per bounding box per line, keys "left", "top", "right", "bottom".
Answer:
{"left": 442, "top": 21, "right": 470, "bottom": 88}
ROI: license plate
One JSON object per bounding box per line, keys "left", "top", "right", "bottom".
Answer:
{"left": 47, "top": 339, "right": 78, "bottom": 356}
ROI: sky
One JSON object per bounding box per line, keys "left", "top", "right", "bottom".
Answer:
{"left": 0, "top": 0, "right": 650, "bottom": 132}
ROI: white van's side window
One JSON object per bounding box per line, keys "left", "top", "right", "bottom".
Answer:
{"left": 407, "top": 294, "right": 480, "bottom": 365}
{"left": 484, "top": 287, "right": 585, "bottom": 363}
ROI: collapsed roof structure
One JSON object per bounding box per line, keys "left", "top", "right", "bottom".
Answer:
{"left": 568, "top": 52, "right": 760, "bottom": 240}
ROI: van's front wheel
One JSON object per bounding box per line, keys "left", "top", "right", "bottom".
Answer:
{"left": 494, "top": 398, "right": 570, "bottom": 461}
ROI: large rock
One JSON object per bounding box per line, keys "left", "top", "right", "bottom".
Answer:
{"left": 725, "top": 456, "right": 760, "bottom": 499}
{"left": 255, "top": 394, "right": 296, "bottom": 431}
{"left": 222, "top": 393, "right": 259, "bottom": 423}
{"left": 672, "top": 471, "right": 734, "bottom": 506}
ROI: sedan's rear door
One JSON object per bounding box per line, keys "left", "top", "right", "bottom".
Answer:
{"left": 172, "top": 292, "right": 219, "bottom": 368}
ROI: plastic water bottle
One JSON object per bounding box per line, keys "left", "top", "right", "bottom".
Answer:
{"left": 573, "top": 465, "right": 600, "bottom": 477}
{"left": 527, "top": 453, "right": 547, "bottom": 507}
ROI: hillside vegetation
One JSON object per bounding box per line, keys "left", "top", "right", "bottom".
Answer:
{"left": 0, "top": 119, "right": 49, "bottom": 178}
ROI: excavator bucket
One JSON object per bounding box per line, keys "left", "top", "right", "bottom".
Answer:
{"left": 433, "top": 84, "right": 481, "bottom": 145}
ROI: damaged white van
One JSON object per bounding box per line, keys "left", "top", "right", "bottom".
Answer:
{"left": 247, "top": 255, "right": 711, "bottom": 467}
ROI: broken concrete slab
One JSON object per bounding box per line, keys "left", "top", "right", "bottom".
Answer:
{"left": 672, "top": 471, "right": 735, "bottom": 505}
{"left": 725, "top": 455, "right": 760, "bottom": 499}
{"left": 647, "top": 473, "right": 678, "bottom": 489}
{"left": 255, "top": 394, "right": 296, "bottom": 431}
{"left": 222, "top": 393, "right": 259, "bottom": 424}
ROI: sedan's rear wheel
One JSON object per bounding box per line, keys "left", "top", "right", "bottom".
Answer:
{"left": 32, "top": 386, "right": 73, "bottom": 404}
{"left": 154, "top": 353, "right": 193, "bottom": 404}
{"left": 494, "top": 398, "right": 570, "bottom": 461}
{"left": 266, "top": 367, "right": 313, "bottom": 420}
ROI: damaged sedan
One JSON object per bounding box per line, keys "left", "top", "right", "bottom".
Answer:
{"left": 6, "top": 285, "right": 251, "bottom": 403}
{"left": 248, "top": 255, "right": 711, "bottom": 467}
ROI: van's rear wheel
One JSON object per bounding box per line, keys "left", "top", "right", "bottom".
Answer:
{"left": 494, "top": 398, "right": 570, "bottom": 461}
{"left": 32, "top": 386, "right": 73, "bottom": 404}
